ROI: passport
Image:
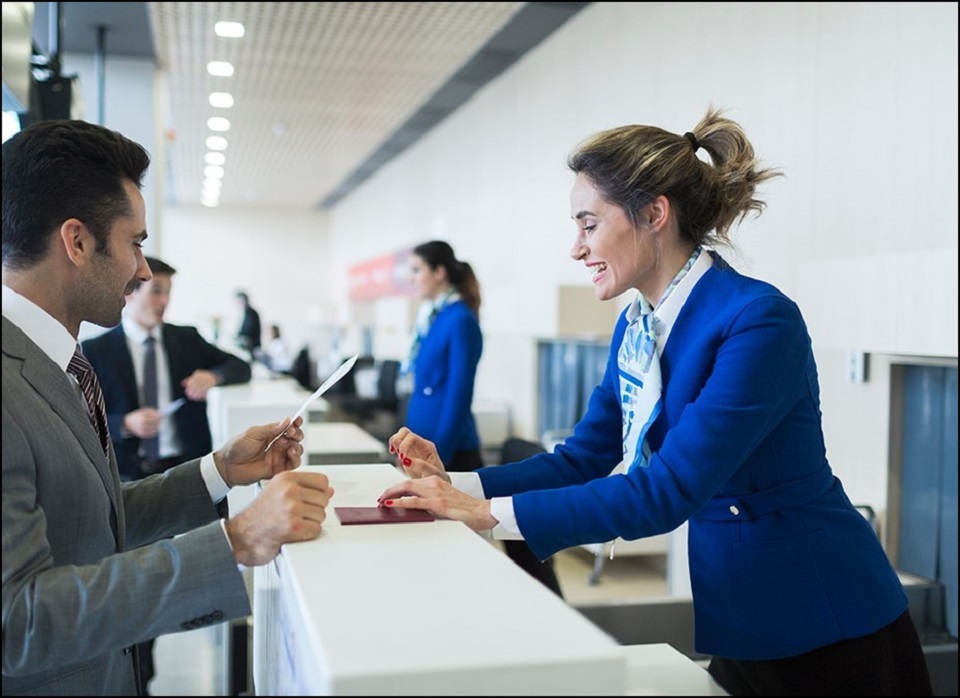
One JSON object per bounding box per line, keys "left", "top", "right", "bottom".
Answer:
{"left": 335, "top": 506, "right": 435, "bottom": 525}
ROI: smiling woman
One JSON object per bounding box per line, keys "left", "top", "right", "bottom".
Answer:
{"left": 374, "top": 108, "right": 933, "bottom": 697}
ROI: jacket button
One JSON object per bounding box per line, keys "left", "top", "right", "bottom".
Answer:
{"left": 729, "top": 505, "right": 740, "bottom": 516}
{"left": 423, "top": 386, "right": 433, "bottom": 396}
{"left": 123, "top": 646, "right": 133, "bottom": 655}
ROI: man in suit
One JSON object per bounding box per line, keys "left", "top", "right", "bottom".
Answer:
{"left": 81, "top": 256, "right": 251, "bottom": 693}
{"left": 2, "top": 119, "right": 332, "bottom": 696}
{"left": 83, "top": 256, "right": 251, "bottom": 482}
{"left": 234, "top": 290, "right": 261, "bottom": 353}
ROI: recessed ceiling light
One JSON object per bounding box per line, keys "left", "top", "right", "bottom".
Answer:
{"left": 207, "top": 117, "right": 231, "bottom": 132}
{"left": 214, "top": 21, "right": 245, "bottom": 38}
{"left": 207, "top": 61, "right": 234, "bottom": 77}
{"left": 205, "top": 136, "right": 228, "bottom": 151}
{"left": 209, "top": 92, "right": 234, "bottom": 108}
{"left": 205, "top": 152, "right": 226, "bottom": 166}
{"left": 204, "top": 165, "right": 225, "bottom": 180}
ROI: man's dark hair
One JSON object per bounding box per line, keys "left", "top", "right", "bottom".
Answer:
{"left": 2, "top": 119, "right": 151, "bottom": 270}
{"left": 144, "top": 256, "right": 177, "bottom": 276}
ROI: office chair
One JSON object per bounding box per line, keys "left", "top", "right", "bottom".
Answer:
{"left": 339, "top": 359, "right": 402, "bottom": 442}
{"left": 498, "top": 438, "right": 564, "bottom": 599}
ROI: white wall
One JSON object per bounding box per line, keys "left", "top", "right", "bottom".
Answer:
{"left": 158, "top": 206, "right": 334, "bottom": 357}
{"left": 323, "top": 2, "right": 958, "bottom": 529}
{"left": 78, "top": 3, "right": 957, "bottom": 532}
{"left": 63, "top": 53, "right": 162, "bottom": 248}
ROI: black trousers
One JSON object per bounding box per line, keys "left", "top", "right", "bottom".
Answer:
{"left": 706, "top": 610, "right": 933, "bottom": 696}
{"left": 449, "top": 449, "right": 564, "bottom": 599}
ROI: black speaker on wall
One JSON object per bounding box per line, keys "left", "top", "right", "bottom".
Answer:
{"left": 19, "top": 75, "right": 76, "bottom": 127}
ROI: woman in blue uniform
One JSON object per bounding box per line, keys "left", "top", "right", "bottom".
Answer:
{"left": 379, "top": 109, "right": 931, "bottom": 695}
{"left": 401, "top": 240, "right": 484, "bottom": 470}
{"left": 400, "top": 240, "right": 564, "bottom": 597}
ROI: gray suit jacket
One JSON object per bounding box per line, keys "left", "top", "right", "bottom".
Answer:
{"left": 2, "top": 317, "right": 250, "bottom": 696}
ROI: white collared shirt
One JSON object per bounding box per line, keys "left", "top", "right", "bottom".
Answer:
{"left": 121, "top": 317, "right": 181, "bottom": 458}
{"left": 2, "top": 284, "right": 228, "bottom": 504}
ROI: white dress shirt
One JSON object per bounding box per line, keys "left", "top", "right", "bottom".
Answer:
{"left": 1, "top": 284, "right": 229, "bottom": 505}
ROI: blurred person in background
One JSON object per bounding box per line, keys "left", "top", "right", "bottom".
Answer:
{"left": 235, "top": 289, "right": 262, "bottom": 354}
{"left": 400, "top": 240, "right": 563, "bottom": 597}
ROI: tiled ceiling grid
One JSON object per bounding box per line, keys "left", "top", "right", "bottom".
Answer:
{"left": 148, "top": 2, "right": 525, "bottom": 209}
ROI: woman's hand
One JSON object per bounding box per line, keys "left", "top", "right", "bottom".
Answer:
{"left": 376, "top": 476, "right": 498, "bottom": 532}
{"left": 388, "top": 427, "right": 449, "bottom": 482}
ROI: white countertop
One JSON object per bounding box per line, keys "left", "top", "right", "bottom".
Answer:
{"left": 302, "top": 422, "right": 387, "bottom": 465}
{"left": 254, "top": 463, "right": 625, "bottom": 695}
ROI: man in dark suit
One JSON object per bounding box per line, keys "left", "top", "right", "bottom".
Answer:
{"left": 83, "top": 257, "right": 251, "bottom": 482}
{"left": 82, "top": 256, "right": 251, "bottom": 694}
{"left": 234, "top": 290, "right": 261, "bottom": 353}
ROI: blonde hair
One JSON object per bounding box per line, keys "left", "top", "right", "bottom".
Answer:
{"left": 567, "top": 107, "right": 782, "bottom": 248}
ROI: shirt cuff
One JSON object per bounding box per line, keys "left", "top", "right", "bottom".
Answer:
{"left": 449, "top": 472, "right": 523, "bottom": 540}
{"left": 200, "top": 453, "right": 231, "bottom": 505}
{"left": 449, "top": 471, "right": 484, "bottom": 497}
{"left": 490, "top": 497, "right": 524, "bottom": 539}
{"left": 219, "top": 519, "right": 248, "bottom": 574}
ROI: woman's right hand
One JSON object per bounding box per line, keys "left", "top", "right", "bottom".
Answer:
{"left": 388, "top": 427, "right": 449, "bottom": 482}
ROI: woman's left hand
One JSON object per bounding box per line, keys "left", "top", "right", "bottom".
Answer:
{"left": 388, "top": 427, "right": 449, "bottom": 481}
{"left": 376, "top": 476, "right": 498, "bottom": 532}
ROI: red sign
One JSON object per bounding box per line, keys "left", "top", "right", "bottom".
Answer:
{"left": 348, "top": 249, "right": 417, "bottom": 301}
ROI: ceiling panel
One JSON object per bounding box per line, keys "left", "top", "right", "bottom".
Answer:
{"left": 16, "top": 2, "right": 590, "bottom": 210}
{"left": 150, "top": 1, "right": 529, "bottom": 210}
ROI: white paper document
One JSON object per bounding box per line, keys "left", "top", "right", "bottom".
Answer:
{"left": 160, "top": 398, "right": 186, "bottom": 416}
{"left": 265, "top": 353, "right": 360, "bottom": 450}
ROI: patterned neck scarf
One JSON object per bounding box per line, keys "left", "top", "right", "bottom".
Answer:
{"left": 401, "top": 287, "right": 460, "bottom": 377}
{"left": 618, "top": 246, "right": 701, "bottom": 470}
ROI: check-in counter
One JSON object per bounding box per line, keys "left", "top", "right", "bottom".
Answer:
{"left": 253, "top": 463, "right": 626, "bottom": 695}
{"left": 303, "top": 422, "right": 388, "bottom": 465}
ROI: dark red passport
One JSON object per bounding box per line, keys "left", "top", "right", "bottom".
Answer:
{"left": 335, "top": 506, "right": 435, "bottom": 525}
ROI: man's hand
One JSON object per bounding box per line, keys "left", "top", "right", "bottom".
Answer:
{"left": 224, "top": 470, "right": 334, "bottom": 566}
{"left": 123, "top": 407, "right": 160, "bottom": 438}
{"left": 182, "top": 369, "right": 220, "bottom": 400}
{"left": 214, "top": 417, "right": 304, "bottom": 487}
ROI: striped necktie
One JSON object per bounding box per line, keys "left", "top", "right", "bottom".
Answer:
{"left": 67, "top": 346, "right": 111, "bottom": 459}
{"left": 141, "top": 335, "right": 160, "bottom": 463}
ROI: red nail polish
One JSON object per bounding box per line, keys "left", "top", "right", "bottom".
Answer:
{"left": 384, "top": 500, "right": 393, "bottom": 506}
{"left": 403, "top": 457, "right": 412, "bottom": 466}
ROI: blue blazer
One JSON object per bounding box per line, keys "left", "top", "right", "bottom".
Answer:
{"left": 404, "top": 300, "right": 483, "bottom": 465}
{"left": 478, "top": 256, "right": 906, "bottom": 660}
{"left": 82, "top": 324, "right": 251, "bottom": 481}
